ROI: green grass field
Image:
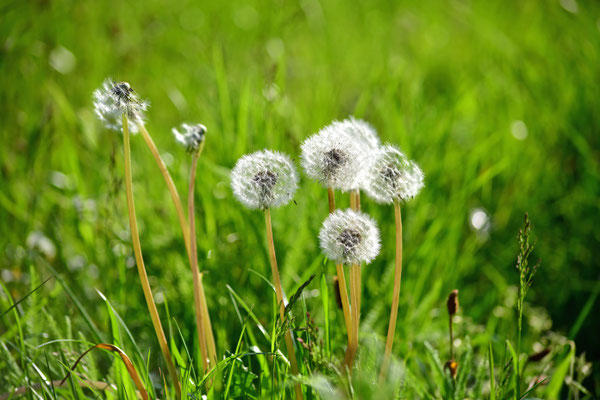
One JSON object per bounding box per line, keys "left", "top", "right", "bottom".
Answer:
{"left": 1, "top": 0, "right": 599, "bottom": 398}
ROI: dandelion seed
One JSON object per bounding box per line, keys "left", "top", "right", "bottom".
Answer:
{"left": 172, "top": 123, "right": 206, "bottom": 153}
{"left": 231, "top": 149, "right": 298, "bottom": 210}
{"left": 319, "top": 209, "right": 380, "bottom": 265}
{"left": 300, "top": 122, "right": 366, "bottom": 191}
{"left": 93, "top": 79, "right": 149, "bottom": 133}
{"left": 364, "top": 145, "right": 424, "bottom": 204}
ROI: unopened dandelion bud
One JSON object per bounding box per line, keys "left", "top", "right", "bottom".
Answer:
{"left": 319, "top": 209, "right": 380, "bottom": 265}
{"left": 93, "top": 79, "right": 149, "bottom": 133}
{"left": 447, "top": 289, "right": 459, "bottom": 316}
{"left": 231, "top": 149, "right": 298, "bottom": 210}
{"left": 364, "top": 144, "right": 424, "bottom": 204}
{"left": 172, "top": 123, "right": 206, "bottom": 153}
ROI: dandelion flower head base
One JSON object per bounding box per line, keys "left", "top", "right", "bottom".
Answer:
{"left": 93, "top": 79, "right": 149, "bottom": 134}
{"left": 173, "top": 123, "right": 207, "bottom": 153}
{"left": 231, "top": 150, "right": 298, "bottom": 210}
{"left": 319, "top": 209, "right": 380, "bottom": 265}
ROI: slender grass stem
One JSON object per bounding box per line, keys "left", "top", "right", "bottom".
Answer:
{"left": 380, "top": 199, "right": 403, "bottom": 380}
{"left": 188, "top": 150, "right": 209, "bottom": 373}
{"left": 449, "top": 314, "right": 454, "bottom": 360}
{"left": 122, "top": 115, "right": 181, "bottom": 398}
{"left": 264, "top": 208, "right": 303, "bottom": 400}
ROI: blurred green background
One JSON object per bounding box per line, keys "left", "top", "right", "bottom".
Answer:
{"left": 1, "top": 0, "right": 599, "bottom": 394}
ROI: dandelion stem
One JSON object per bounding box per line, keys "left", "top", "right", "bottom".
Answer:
{"left": 380, "top": 199, "right": 403, "bottom": 380}
{"left": 328, "top": 187, "right": 353, "bottom": 349}
{"left": 336, "top": 264, "right": 353, "bottom": 349}
{"left": 346, "top": 264, "right": 361, "bottom": 368}
{"left": 327, "top": 187, "right": 335, "bottom": 213}
{"left": 122, "top": 115, "right": 181, "bottom": 398}
{"left": 264, "top": 208, "right": 303, "bottom": 400}
{"left": 137, "top": 122, "right": 191, "bottom": 255}
{"left": 138, "top": 122, "right": 217, "bottom": 372}
{"left": 188, "top": 149, "right": 209, "bottom": 373}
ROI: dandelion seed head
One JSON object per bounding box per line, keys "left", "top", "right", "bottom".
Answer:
{"left": 172, "top": 123, "right": 206, "bottom": 153}
{"left": 93, "top": 78, "right": 149, "bottom": 134}
{"left": 364, "top": 144, "right": 424, "bottom": 204}
{"left": 329, "top": 117, "right": 381, "bottom": 189}
{"left": 319, "top": 209, "right": 380, "bottom": 265}
{"left": 300, "top": 123, "right": 366, "bottom": 191}
{"left": 333, "top": 117, "right": 380, "bottom": 151}
{"left": 231, "top": 149, "right": 298, "bottom": 210}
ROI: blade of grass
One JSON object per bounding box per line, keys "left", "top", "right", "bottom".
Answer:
{"left": 489, "top": 342, "right": 496, "bottom": 400}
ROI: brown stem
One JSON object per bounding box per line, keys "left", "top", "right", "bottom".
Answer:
{"left": 327, "top": 187, "right": 335, "bottom": 213}
{"left": 336, "top": 264, "right": 353, "bottom": 347}
{"left": 137, "top": 122, "right": 190, "bottom": 256}
{"left": 264, "top": 209, "right": 303, "bottom": 400}
{"left": 122, "top": 115, "right": 181, "bottom": 397}
{"left": 345, "top": 264, "right": 361, "bottom": 368}
{"left": 380, "top": 199, "right": 403, "bottom": 381}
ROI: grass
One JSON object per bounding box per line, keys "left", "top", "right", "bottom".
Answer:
{"left": 1, "top": 0, "right": 599, "bottom": 398}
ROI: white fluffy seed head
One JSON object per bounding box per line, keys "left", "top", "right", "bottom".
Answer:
{"left": 300, "top": 122, "right": 367, "bottom": 191}
{"left": 332, "top": 117, "right": 380, "bottom": 152}
{"left": 329, "top": 117, "right": 381, "bottom": 190}
{"left": 231, "top": 149, "right": 299, "bottom": 210}
{"left": 93, "top": 79, "right": 149, "bottom": 134}
{"left": 172, "top": 123, "right": 206, "bottom": 153}
{"left": 319, "top": 209, "right": 381, "bottom": 265}
{"left": 364, "top": 144, "right": 424, "bottom": 204}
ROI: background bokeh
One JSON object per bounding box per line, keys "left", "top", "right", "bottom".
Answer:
{"left": 1, "top": 0, "right": 599, "bottom": 394}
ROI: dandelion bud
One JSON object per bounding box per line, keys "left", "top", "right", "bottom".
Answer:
{"left": 93, "top": 79, "right": 149, "bottom": 133}
{"left": 172, "top": 123, "right": 206, "bottom": 153}
{"left": 447, "top": 289, "right": 459, "bottom": 316}
{"left": 231, "top": 149, "right": 298, "bottom": 210}
{"left": 319, "top": 209, "right": 380, "bottom": 265}
{"left": 364, "top": 144, "right": 424, "bottom": 204}
{"left": 300, "top": 121, "right": 366, "bottom": 192}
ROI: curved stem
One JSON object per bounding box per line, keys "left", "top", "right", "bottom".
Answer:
{"left": 122, "top": 115, "right": 181, "bottom": 398}
{"left": 188, "top": 151, "right": 209, "bottom": 373}
{"left": 138, "top": 122, "right": 217, "bottom": 373}
{"left": 137, "top": 122, "right": 191, "bottom": 256}
{"left": 380, "top": 199, "right": 403, "bottom": 381}
{"left": 264, "top": 209, "right": 303, "bottom": 400}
